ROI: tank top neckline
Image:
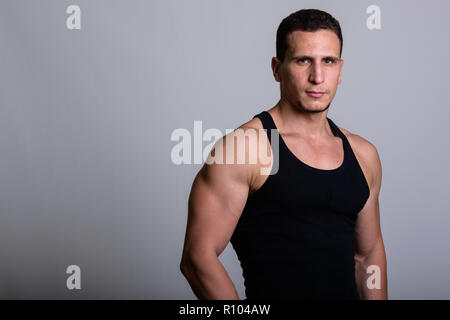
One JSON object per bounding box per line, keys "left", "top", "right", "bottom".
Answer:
{"left": 261, "top": 111, "right": 348, "bottom": 174}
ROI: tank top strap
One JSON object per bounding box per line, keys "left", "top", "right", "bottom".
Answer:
{"left": 253, "top": 111, "right": 277, "bottom": 143}
{"left": 327, "top": 117, "right": 351, "bottom": 156}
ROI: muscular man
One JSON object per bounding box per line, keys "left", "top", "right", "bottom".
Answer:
{"left": 180, "top": 9, "right": 387, "bottom": 300}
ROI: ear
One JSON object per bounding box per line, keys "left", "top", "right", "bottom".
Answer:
{"left": 271, "top": 57, "right": 281, "bottom": 82}
{"left": 338, "top": 58, "right": 344, "bottom": 84}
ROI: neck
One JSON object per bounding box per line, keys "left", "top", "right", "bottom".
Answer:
{"left": 269, "top": 98, "right": 334, "bottom": 140}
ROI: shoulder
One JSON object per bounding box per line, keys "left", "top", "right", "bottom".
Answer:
{"left": 224, "top": 115, "right": 265, "bottom": 147}
{"left": 227, "top": 115, "right": 267, "bottom": 148}
{"left": 337, "top": 125, "right": 382, "bottom": 191}
{"left": 233, "top": 115, "right": 271, "bottom": 165}
{"left": 337, "top": 126, "right": 378, "bottom": 160}
{"left": 202, "top": 114, "right": 270, "bottom": 185}
{"left": 238, "top": 115, "right": 264, "bottom": 131}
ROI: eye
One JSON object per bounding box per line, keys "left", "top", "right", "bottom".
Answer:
{"left": 297, "top": 58, "right": 310, "bottom": 64}
{"left": 324, "top": 58, "right": 337, "bottom": 64}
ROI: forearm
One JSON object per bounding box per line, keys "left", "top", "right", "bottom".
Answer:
{"left": 180, "top": 253, "right": 240, "bottom": 300}
{"left": 355, "top": 244, "right": 388, "bottom": 300}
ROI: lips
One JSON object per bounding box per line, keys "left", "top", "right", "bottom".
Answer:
{"left": 306, "top": 91, "right": 325, "bottom": 98}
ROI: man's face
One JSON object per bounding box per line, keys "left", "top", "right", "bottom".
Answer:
{"left": 272, "top": 29, "right": 343, "bottom": 113}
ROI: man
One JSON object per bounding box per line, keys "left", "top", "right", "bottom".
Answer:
{"left": 180, "top": 9, "right": 387, "bottom": 300}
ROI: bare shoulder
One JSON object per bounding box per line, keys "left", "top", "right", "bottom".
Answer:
{"left": 337, "top": 125, "right": 382, "bottom": 190}
{"left": 237, "top": 115, "right": 264, "bottom": 131}
{"left": 231, "top": 115, "right": 273, "bottom": 192}
{"left": 202, "top": 114, "right": 270, "bottom": 184}
{"left": 337, "top": 126, "right": 378, "bottom": 156}
{"left": 223, "top": 115, "right": 265, "bottom": 148}
{"left": 227, "top": 115, "right": 268, "bottom": 155}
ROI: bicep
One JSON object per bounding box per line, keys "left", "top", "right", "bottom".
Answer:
{"left": 185, "top": 161, "right": 250, "bottom": 259}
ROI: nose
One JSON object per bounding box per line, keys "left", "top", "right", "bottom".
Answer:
{"left": 308, "top": 61, "right": 324, "bottom": 84}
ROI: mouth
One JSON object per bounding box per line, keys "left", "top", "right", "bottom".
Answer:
{"left": 306, "top": 91, "right": 325, "bottom": 98}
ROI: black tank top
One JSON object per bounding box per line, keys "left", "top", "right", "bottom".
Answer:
{"left": 230, "top": 111, "right": 370, "bottom": 300}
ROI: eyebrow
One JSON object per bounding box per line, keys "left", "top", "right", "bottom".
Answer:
{"left": 291, "top": 55, "right": 340, "bottom": 61}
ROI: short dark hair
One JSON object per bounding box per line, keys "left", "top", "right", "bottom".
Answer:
{"left": 276, "top": 9, "right": 343, "bottom": 62}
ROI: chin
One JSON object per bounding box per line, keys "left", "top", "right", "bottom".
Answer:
{"left": 298, "top": 101, "right": 330, "bottom": 113}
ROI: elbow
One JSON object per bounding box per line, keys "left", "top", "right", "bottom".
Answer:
{"left": 180, "top": 249, "right": 215, "bottom": 279}
{"left": 354, "top": 252, "right": 368, "bottom": 266}
{"left": 180, "top": 254, "right": 191, "bottom": 278}
{"left": 180, "top": 251, "right": 200, "bottom": 280}
{"left": 354, "top": 248, "right": 387, "bottom": 272}
{"left": 179, "top": 260, "right": 186, "bottom": 276}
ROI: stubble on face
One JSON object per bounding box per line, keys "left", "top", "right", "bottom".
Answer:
{"left": 296, "top": 101, "right": 331, "bottom": 114}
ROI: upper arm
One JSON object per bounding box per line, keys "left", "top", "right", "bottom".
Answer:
{"left": 353, "top": 138, "right": 383, "bottom": 258}
{"left": 181, "top": 128, "right": 260, "bottom": 261}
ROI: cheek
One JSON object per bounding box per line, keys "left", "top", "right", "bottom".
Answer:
{"left": 331, "top": 75, "right": 341, "bottom": 91}
{"left": 286, "top": 70, "right": 306, "bottom": 88}
{"left": 282, "top": 65, "right": 300, "bottom": 79}
{"left": 332, "top": 69, "right": 342, "bottom": 83}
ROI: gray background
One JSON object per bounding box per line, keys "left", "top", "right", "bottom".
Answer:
{"left": 0, "top": 0, "right": 449, "bottom": 299}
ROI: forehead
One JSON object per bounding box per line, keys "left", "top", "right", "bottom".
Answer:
{"left": 286, "top": 29, "right": 340, "bottom": 57}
